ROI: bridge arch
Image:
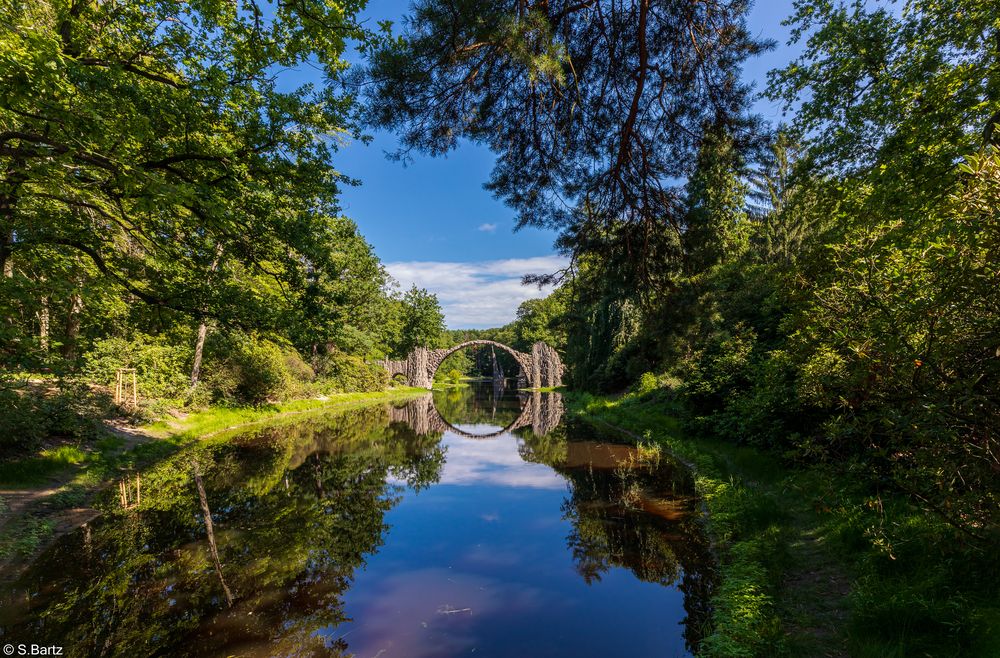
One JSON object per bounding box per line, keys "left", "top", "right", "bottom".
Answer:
{"left": 428, "top": 340, "right": 531, "bottom": 384}
{"left": 382, "top": 340, "right": 563, "bottom": 390}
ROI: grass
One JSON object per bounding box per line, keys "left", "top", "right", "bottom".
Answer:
{"left": 142, "top": 387, "right": 428, "bottom": 441}
{"left": 1, "top": 387, "right": 427, "bottom": 491}
{"left": 0, "top": 445, "right": 90, "bottom": 487}
{"left": 570, "top": 390, "right": 1000, "bottom": 658}
{"left": 0, "top": 387, "right": 430, "bottom": 568}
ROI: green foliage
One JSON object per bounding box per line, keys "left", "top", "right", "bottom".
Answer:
{"left": 0, "top": 0, "right": 414, "bottom": 447}
{"left": 633, "top": 372, "right": 660, "bottom": 396}
{"left": 0, "top": 377, "right": 111, "bottom": 453}
{"left": 312, "top": 351, "right": 388, "bottom": 394}
{"left": 446, "top": 369, "right": 464, "bottom": 385}
{"left": 785, "top": 152, "right": 1000, "bottom": 540}
{"left": 435, "top": 349, "right": 474, "bottom": 380}
{"left": 390, "top": 286, "right": 446, "bottom": 357}
{"left": 82, "top": 334, "right": 190, "bottom": 401}
{"left": 509, "top": 294, "right": 568, "bottom": 353}
{"left": 199, "top": 333, "right": 293, "bottom": 405}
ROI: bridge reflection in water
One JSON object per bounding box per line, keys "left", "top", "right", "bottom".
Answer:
{"left": 389, "top": 387, "right": 564, "bottom": 439}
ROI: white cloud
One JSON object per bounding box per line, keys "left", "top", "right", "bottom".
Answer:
{"left": 477, "top": 222, "right": 497, "bottom": 232}
{"left": 385, "top": 255, "right": 569, "bottom": 329}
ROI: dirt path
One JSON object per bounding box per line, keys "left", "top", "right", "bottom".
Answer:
{"left": 0, "top": 420, "right": 159, "bottom": 577}
{"left": 779, "top": 515, "right": 852, "bottom": 657}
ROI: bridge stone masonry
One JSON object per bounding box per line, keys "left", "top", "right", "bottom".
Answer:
{"left": 388, "top": 391, "right": 564, "bottom": 440}
{"left": 381, "top": 340, "right": 564, "bottom": 390}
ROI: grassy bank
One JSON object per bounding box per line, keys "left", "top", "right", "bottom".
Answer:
{"left": 572, "top": 391, "right": 999, "bottom": 658}
{"left": 0, "top": 387, "right": 427, "bottom": 564}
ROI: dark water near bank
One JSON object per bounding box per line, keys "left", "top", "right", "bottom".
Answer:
{"left": 0, "top": 383, "right": 714, "bottom": 657}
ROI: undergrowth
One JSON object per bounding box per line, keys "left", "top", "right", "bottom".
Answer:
{"left": 572, "top": 390, "right": 999, "bottom": 657}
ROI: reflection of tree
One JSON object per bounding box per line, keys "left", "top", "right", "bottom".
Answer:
{"left": 520, "top": 420, "right": 716, "bottom": 653}
{"left": 431, "top": 381, "right": 522, "bottom": 429}
{"left": 515, "top": 427, "right": 569, "bottom": 465}
{"left": 0, "top": 406, "right": 445, "bottom": 658}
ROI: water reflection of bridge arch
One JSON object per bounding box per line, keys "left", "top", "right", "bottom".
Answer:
{"left": 389, "top": 391, "right": 564, "bottom": 440}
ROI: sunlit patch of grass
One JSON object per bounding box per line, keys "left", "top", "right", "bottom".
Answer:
{"left": 143, "top": 388, "right": 428, "bottom": 441}
{"left": 0, "top": 445, "right": 88, "bottom": 487}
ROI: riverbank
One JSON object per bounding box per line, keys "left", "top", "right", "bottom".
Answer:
{"left": 571, "top": 392, "right": 1000, "bottom": 658}
{"left": 0, "top": 387, "right": 428, "bottom": 569}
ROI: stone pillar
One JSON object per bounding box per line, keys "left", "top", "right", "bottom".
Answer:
{"left": 408, "top": 347, "right": 432, "bottom": 389}
{"left": 530, "top": 342, "right": 563, "bottom": 388}
{"left": 529, "top": 344, "right": 542, "bottom": 389}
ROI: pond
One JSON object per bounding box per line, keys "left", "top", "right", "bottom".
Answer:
{"left": 0, "top": 383, "right": 715, "bottom": 657}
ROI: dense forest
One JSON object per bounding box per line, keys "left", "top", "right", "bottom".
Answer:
{"left": 2, "top": 0, "right": 998, "bottom": 654}
{"left": 0, "top": 0, "right": 455, "bottom": 444}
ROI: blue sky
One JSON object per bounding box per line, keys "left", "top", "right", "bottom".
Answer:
{"left": 314, "top": 1, "right": 803, "bottom": 328}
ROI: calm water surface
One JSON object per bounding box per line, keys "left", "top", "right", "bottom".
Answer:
{"left": 0, "top": 383, "right": 714, "bottom": 657}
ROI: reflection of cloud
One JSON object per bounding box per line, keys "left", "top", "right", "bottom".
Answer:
{"left": 477, "top": 222, "right": 497, "bottom": 232}
{"left": 385, "top": 255, "right": 569, "bottom": 328}
{"left": 438, "top": 433, "right": 567, "bottom": 490}
{"left": 460, "top": 544, "right": 523, "bottom": 569}
{"left": 336, "top": 568, "right": 547, "bottom": 658}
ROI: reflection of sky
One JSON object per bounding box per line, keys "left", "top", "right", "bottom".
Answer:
{"left": 328, "top": 468, "right": 692, "bottom": 658}
{"left": 437, "top": 429, "right": 568, "bottom": 490}
{"left": 324, "top": 392, "right": 694, "bottom": 657}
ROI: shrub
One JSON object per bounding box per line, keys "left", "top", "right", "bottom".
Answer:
{"left": 313, "top": 351, "right": 388, "bottom": 393}
{"left": 234, "top": 339, "right": 290, "bottom": 403}
{"left": 82, "top": 334, "right": 190, "bottom": 401}
{"left": 201, "top": 333, "right": 293, "bottom": 405}
{"left": 633, "top": 371, "right": 660, "bottom": 395}
{"left": 0, "top": 378, "right": 110, "bottom": 455}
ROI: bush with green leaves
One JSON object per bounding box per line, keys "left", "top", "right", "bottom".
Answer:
{"left": 0, "top": 378, "right": 111, "bottom": 455}
{"left": 82, "top": 334, "right": 191, "bottom": 401}
{"left": 785, "top": 153, "right": 1000, "bottom": 542}
{"left": 199, "top": 333, "right": 298, "bottom": 405}
{"left": 312, "top": 350, "right": 388, "bottom": 393}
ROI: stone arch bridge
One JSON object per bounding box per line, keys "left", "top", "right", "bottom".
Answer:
{"left": 381, "top": 340, "right": 563, "bottom": 389}
{"left": 389, "top": 391, "right": 564, "bottom": 440}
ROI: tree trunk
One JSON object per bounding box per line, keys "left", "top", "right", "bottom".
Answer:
{"left": 63, "top": 287, "right": 83, "bottom": 362}
{"left": 2, "top": 154, "right": 26, "bottom": 278}
{"left": 0, "top": 229, "right": 11, "bottom": 278}
{"left": 189, "top": 244, "right": 224, "bottom": 387}
{"left": 190, "top": 321, "right": 210, "bottom": 387}
{"left": 38, "top": 296, "right": 49, "bottom": 352}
